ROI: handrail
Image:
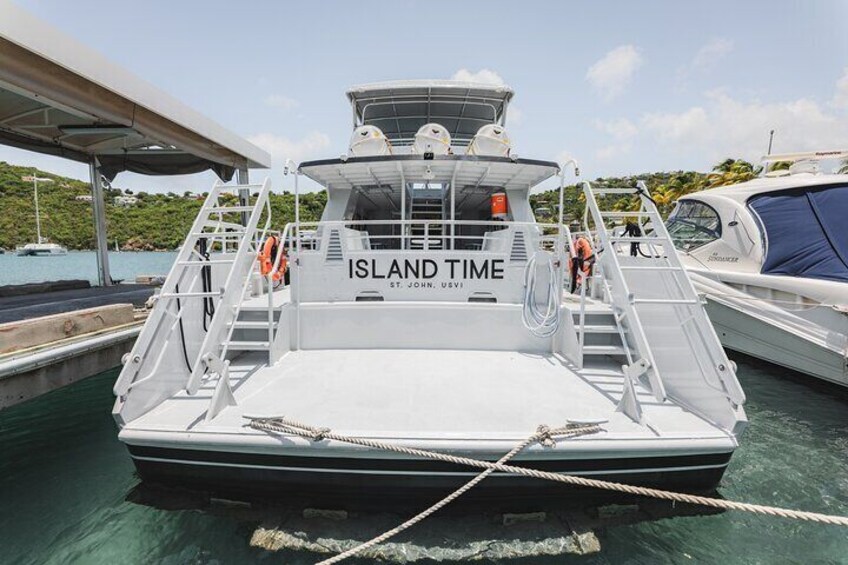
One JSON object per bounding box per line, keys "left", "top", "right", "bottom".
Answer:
{"left": 633, "top": 181, "right": 745, "bottom": 405}
{"left": 186, "top": 178, "right": 272, "bottom": 395}
{"left": 115, "top": 180, "right": 229, "bottom": 396}
{"left": 581, "top": 180, "right": 667, "bottom": 402}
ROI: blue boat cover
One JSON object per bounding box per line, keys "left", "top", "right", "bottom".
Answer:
{"left": 748, "top": 184, "right": 848, "bottom": 282}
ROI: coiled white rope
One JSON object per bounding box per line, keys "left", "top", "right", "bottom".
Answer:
{"left": 521, "top": 251, "right": 561, "bottom": 338}
{"left": 246, "top": 416, "right": 848, "bottom": 531}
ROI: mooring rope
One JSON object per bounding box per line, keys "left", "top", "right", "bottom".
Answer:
{"left": 245, "top": 416, "right": 848, "bottom": 562}
{"left": 311, "top": 422, "right": 600, "bottom": 565}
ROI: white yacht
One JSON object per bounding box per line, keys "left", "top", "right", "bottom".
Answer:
{"left": 665, "top": 151, "right": 848, "bottom": 388}
{"left": 15, "top": 240, "right": 68, "bottom": 256}
{"left": 112, "top": 80, "right": 746, "bottom": 506}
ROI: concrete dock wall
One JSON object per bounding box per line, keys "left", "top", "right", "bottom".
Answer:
{"left": 0, "top": 324, "right": 140, "bottom": 410}
{"left": 0, "top": 304, "right": 134, "bottom": 354}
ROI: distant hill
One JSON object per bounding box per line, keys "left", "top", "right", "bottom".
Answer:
{"left": 0, "top": 161, "right": 327, "bottom": 251}
{"left": 0, "top": 158, "right": 759, "bottom": 250}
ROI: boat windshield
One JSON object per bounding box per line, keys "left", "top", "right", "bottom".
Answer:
{"left": 667, "top": 200, "right": 721, "bottom": 251}
{"left": 749, "top": 184, "right": 848, "bottom": 282}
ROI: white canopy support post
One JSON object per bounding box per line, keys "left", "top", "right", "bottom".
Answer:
{"left": 89, "top": 158, "right": 112, "bottom": 286}
{"left": 237, "top": 167, "right": 250, "bottom": 226}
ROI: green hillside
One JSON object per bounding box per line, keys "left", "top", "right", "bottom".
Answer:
{"left": 0, "top": 161, "right": 327, "bottom": 251}
{"left": 0, "top": 158, "right": 763, "bottom": 251}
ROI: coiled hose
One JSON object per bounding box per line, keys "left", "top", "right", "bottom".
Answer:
{"left": 521, "top": 251, "right": 561, "bottom": 338}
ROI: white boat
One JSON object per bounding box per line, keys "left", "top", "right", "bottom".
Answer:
{"left": 17, "top": 175, "right": 67, "bottom": 256}
{"left": 15, "top": 241, "right": 68, "bottom": 256}
{"left": 666, "top": 151, "right": 848, "bottom": 388}
{"left": 112, "top": 80, "right": 747, "bottom": 506}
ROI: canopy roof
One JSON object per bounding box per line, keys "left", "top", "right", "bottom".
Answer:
{"left": 300, "top": 154, "right": 558, "bottom": 192}
{"left": 346, "top": 80, "right": 514, "bottom": 146}
{"left": 749, "top": 183, "right": 848, "bottom": 283}
{"left": 0, "top": 1, "right": 271, "bottom": 181}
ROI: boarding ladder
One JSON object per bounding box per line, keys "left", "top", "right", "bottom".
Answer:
{"left": 409, "top": 190, "right": 445, "bottom": 250}
{"left": 114, "top": 179, "right": 274, "bottom": 415}
{"left": 579, "top": 181, "right": 745, "bottom": 418}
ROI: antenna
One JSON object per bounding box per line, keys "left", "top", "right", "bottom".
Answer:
{"left": 766, "top": 129, "right": 775, "bottom": 156}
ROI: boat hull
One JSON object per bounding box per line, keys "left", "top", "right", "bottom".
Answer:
{"left": 704, "top": 297, "right": 848, "bottom": 388}
{"left": 126, "top": 444, "right": 733, "bottom": 508}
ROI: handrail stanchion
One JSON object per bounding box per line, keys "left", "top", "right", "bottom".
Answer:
{"left": 285, "top": 159, "right": 301, "bottom": 351}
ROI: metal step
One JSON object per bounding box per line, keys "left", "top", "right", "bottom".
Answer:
{"left": 190, "top": 231, "right": 245, "bottom": 237}
{"left": 620, "top": 265, "right": 682, "bottom": 272}
{"left": 593, "top": 188, "right": 639, "bottom": 195}
{"left": 225, "top": 340, "right": 271, "bottom": 350}
{"left": 582, "top": 344, "right": 627, "bottom": 356}
{"left": 577, "top": 325, "right": 620, "bottom": 334}
{"left": 204, "top": 205, "right": 255, "bottom": 214}
{"left": 177, "top": 259, "right": 236, "bottom": 266}
{"left": 160, "top": 290, "right": 222, "bottom": 298}
{"left": 609, "top": 236, "right": 669, "bottom": 244}
{"left": 633, "top": 298, "right": 699, "bottom": 305}
{"left": 228, "top": 320, "right": 278, "bottom": 329}
{"left": 599, "top": 211, "right": 653, "bottom": 218}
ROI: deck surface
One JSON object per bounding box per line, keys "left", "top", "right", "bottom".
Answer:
{"left": 127, "top": 349, "right": 725, "bottom": 442}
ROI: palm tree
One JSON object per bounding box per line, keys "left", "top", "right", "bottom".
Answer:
{"left": 838, "top": 159, "right": 848, "bottom": 174}
{"left": 708, "top": 159, "right": 761, "bottom": 187}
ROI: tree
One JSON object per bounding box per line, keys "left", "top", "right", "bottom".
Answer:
{"left": 707, "top": 159, "right": 761, "bottom": 187}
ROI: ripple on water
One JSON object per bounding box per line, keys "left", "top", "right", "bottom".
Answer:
{"left": 0, "top": 356, "right": 846, "bottom": 564}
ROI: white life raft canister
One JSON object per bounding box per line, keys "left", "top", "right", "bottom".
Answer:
{"left": 413, "top": 123, "right": 452, "bottom": 155}
{"left": 468, "top": 124, "right": 511, "bottom": 157}
{"left": 349, "top": 125, "right": 393, "bottom": 157}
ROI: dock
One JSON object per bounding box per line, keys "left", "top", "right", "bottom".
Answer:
{"left": 0, "top": 280, "right": 155, "bottom": 409}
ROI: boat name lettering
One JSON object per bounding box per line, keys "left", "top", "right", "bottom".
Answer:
{"left": 348, "top": 258, "right": 505, "bottom": 280}
{"left": 707, "top": 253, "right": 739, "bottom": 263}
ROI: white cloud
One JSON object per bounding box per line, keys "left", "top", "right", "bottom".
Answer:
{"left": 642, "top": 106, "right": 709, "bottom": 142}
{"left": 451, "top": 68, "right": 505, "bottom": 86}
{"left": 640, "top": 89, "right": 847, "bottom": 161}
{"left": 833, "top": 67, "right": 848, "bottom": 109}
{"left": 691, "top": 38, "right": 734, "bottom": 72}
{"left": 596, "top": 143, "right": 632, "bottom": 161}
{"left": 594, "top": 118, "right": 638, "bottom": 141}
{"left": 264, "top": 94, "right": 299, "bottom": 111}
{"left": 508, "top": 105, "right": 523, "bottom": 126}
{"left": 586, "top": 45, "right": 643, "bottom": 101}
{"left": 248, "top": 131, "right": 331, "bottom": 166}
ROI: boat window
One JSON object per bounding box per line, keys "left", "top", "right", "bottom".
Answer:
{"left": 667, "top": 200, "right": 721, "bottom": 251}
{"left": 748, "top": 184, "right": 848, "bottom": 282}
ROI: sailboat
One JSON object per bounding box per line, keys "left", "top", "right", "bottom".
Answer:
{"left": 16, "top": 175, "right": 67, "bottom": 256}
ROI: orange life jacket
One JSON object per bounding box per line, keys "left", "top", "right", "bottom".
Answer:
{"left": 259, "top": 235, "right": 287, "bottom": 282}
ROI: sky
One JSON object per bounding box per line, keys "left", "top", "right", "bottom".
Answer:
{"left": 3, "top": 0, "right": 848, "bottom": 194}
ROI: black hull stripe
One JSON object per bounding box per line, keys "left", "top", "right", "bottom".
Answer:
{"left": 127, "top": 445, "right": 733, "bottom": 474}
{"left": 132, "top": 454, "right": 729, "bottom": 477}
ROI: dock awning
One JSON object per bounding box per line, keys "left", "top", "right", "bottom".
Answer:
{"left": 0, "top": 2, "right": 270, "bottom": 181}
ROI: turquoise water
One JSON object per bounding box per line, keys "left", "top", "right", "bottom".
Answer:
{"left": 0, "top": 251, "right": 177, "bottom": 286}
{"left": 0, "top": 359, "right": 846, "bottom": 564}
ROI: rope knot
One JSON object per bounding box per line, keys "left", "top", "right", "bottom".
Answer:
{"left": 310, "top": 427, "right": 331, "bottom": 441}
{"left": 535, "top": 424, "right": 556, "bottom": 448}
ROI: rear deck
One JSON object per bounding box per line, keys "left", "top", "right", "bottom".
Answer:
{"left": 123, "top": 348, "right": 733, "bottom": 449}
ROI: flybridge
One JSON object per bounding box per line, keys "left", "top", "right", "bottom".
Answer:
{"left": 348, "top": 257, "right": 506, "bottom": 280}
